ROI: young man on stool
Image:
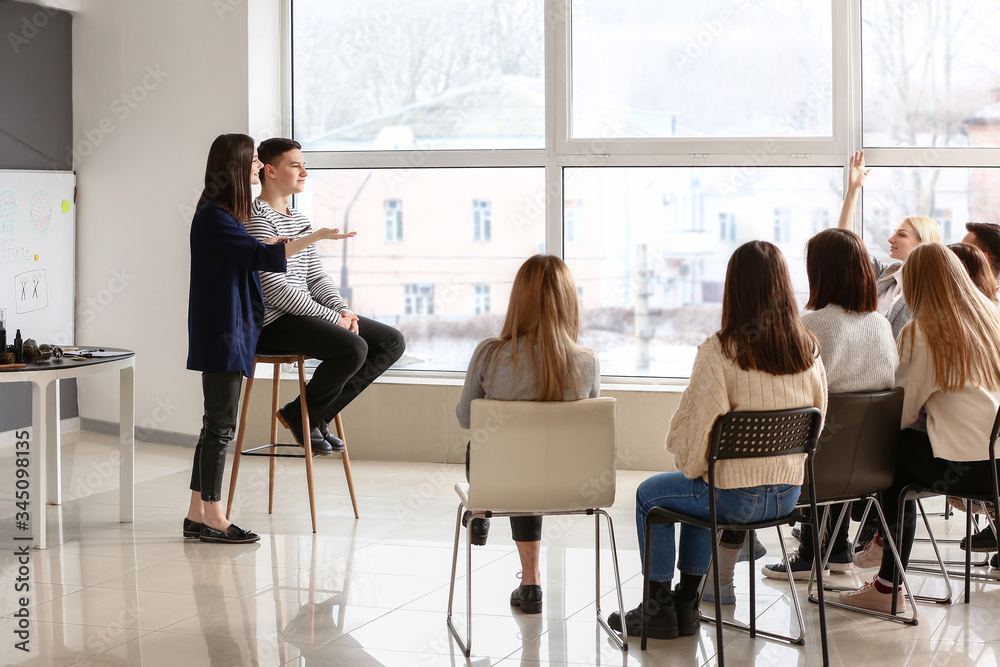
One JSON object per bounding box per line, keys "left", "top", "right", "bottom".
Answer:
{"left": 248, "top": 138, "right": 405, "bottom": 454}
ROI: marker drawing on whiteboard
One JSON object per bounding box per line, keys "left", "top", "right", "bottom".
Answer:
{"left": 14, "top": 269, "right": 48, "bottom": 314}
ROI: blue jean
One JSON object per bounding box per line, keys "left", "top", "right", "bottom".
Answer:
{"left": 636, "top": 472, "right": 800, "bottom": 582}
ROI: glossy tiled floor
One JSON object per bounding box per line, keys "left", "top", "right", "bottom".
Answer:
{"left": 2, "top": 430, "right": 1000, "bottom": 666}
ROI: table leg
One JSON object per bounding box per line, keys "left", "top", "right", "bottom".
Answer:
{"left": 46, "top": 379, "right": 61, "bottom": 506}
{"left": 31, "top": 380, "right": 48, "bottom": 549}
{"left": 120, "top": 363, "right": 135, "bottom": 523}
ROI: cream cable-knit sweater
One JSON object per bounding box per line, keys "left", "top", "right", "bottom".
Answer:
{"left": 665, "top": 335, "right": 828, "bottom": 489}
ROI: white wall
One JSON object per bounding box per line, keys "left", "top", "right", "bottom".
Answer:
{"left": 72, "top": 0, "right": 251, "bottom": 437}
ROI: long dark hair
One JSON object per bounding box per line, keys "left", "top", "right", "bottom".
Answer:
{"left": 806, "top": 228, "right": 878, "bottom": 312}
{"left": 197, "top": 133, "right": 254, "bottom": 224}
{"left": 719, "top": 241, "right": 819, "bottom": 374}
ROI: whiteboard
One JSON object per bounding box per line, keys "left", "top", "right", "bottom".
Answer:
{"left": 0, "top": 170, "right": 76, "bottom": 346}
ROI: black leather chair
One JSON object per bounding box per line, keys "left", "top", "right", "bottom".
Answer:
{"left": 641, "top": 408, "right": 829, "bottom": 667}
{"left": 797, "top": 389, "right": 919, "bottom": 624}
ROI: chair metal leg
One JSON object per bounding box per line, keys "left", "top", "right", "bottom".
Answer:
{"left": 333, "top": 413, "right": 360, "bottom": 519}
{"left": 225, "top": 374, "right": 255, "bottom": 520}
{"left": 446, "top": 503, "right": 471, "bottom": 656}
{"left": 594, "top": 510, "right": 628, "bottom": 651}
{"left": 298, "top": 359, "right": 318, "bottom": 533}
{"left": 819, "top": 498, "right": 919, "bottom": 623}
{"left": 268, "top": 364, "right": 280, "bottom": 514}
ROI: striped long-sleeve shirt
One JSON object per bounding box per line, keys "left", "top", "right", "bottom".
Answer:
{"left": 247, "top": 198, "right": 349, "bottom": 326}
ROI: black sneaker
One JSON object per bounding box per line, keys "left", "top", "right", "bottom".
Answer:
{"left": 510, "top": 584, "right": 542, "bottom": 614}
{"left": 317, "top": 419, "right": 346, "bottom": 452}
{"left": 960, "top": 526, "right": 1000, "bottom": 553}
{"left": 276, "top": 404, "right": 333, "bottom": 455}
{"left": 608, "top": 589, "right": 679, "bottom": 640}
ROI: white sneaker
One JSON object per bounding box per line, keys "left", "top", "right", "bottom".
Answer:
{"left": 839, "top": 577, "right": 905, "bottom": 614}
{"left": 852, "top": 534, "right": 883, "bottom": 569}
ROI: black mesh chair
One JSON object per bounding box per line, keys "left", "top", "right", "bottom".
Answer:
{"left": 891, "top": 405, "right": 1000, "bottom": 611}
{"left": 641, "top": 408, "right": 829, "bottom": 667}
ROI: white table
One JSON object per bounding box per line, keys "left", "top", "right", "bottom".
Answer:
{"left": 0, "top": 349, "right": 134, "bottom": 549}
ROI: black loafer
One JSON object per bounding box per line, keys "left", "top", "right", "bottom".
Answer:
{"left": 183, "top": 517, "right": 203, "bottom": 539}
{"left": 510, "top": 584, "right": 542, "bottom": 614}
{"left": 276, "top": 405, "right": 334, "bottom": 455}
{"left": 461, "top": 510, "right": 490, "bottom": 546}
{"left": 317, "top": 420, "right": 346, "bottom": 452}
{"left": 200, "top": 523, "right": 260, "bottom": 544}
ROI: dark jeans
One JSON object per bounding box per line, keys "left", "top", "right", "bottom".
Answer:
{"left": 256, "top": 314, "right": 405, "bottom": 423}
{"left": 466, "top": 442, "right": 542, "bottom": 542}
{"left": 189, "top": 371, "right": 243, "bottom": 502}
{"left": 877, "top": 428, "right": 998, "bottom": 582}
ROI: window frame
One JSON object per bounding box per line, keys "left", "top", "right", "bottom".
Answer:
{"left": 283, "top": 0, "right": 1000, "bottom": 383}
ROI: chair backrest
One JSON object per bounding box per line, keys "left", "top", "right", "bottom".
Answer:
{"left": 710, "top": 408, "right": 823, "bottom": 464}
{"left": 467, "top": 398, "right": 617, "bottom": 513}
{"left": 800, "top": 388, "right": 904, "bottom": 504}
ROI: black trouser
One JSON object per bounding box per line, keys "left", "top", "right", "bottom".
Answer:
{"left": 256, "top": 314, "right": 405, "bottom": 423}
{"left": 877, "top": 428, "right": 998, "bottom": 582}
{"left": 466, "top": 442, "right": 542, "bottom": 542}
{"left": 190, "top": 371, "right": 243, "bottom": 502}
{"left": 797, "top": 503, "right": 851, "bottom": 561}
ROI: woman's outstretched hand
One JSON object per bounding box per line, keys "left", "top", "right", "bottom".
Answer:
{"left": 320, "top": 227, "right": 358, "bottom": 241}
{"left": 848, "top": 150, "right": 871, "bottom": 191}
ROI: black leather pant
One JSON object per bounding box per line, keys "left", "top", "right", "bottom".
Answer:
{"left": 189, "top": 371, "right": 242, "bottom": 502}
{"left": 466, "top": 442, "right": 542, "bottom": 542}
{"left": 257, "top": 314, "right": 405, "bottom": 423}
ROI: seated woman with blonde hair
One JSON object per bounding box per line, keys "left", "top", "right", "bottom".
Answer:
{"left": 841, "top": 243, "right": 1000, "bottom": 613}
{"left": 456, "top": 254, "right": 600, "bottom": 614}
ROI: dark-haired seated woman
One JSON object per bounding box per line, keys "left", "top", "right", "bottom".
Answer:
{"left": 609, "top": 241, "right": 827, "bottom": 640}
{"left": 758, "top": 229, "right": 896, "bottom": 582}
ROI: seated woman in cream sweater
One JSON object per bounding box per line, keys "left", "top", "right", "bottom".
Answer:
{"left": 758, "top": 229, "right": 897, "bottom": 582}
{"left": 840, "top": 243, "right": 1000, "bottom": 614}
{"left": 609, "top": 241, "right": 828, "bottom": 640}
{"left": 456, "top": 254, "right": 600, "bottom": 614}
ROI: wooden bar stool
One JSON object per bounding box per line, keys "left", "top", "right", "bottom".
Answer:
{"left": 225, "top": 354, "right": 360, "bottom": 533}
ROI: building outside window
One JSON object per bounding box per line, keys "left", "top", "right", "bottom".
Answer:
{"left": 474, "top": 285, "right": 490, "bottom": 314}
{"left": 773, "top": 208, "right": 791, "bottom": 243}
{"left": 565, "top": 199, "right": 583, "bottom": 243}
{"left": 404, "top": 283, "right": 434, "bottom": 316}
{"left": 472, "top": 199, "right": 491, "bottom": 242}
{"left": 384, "top": 199, "right": 402, "bottom": 243}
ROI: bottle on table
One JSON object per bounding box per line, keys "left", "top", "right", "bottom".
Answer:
{"left": 13, "top": 328, "right": 23, "bottom": 363}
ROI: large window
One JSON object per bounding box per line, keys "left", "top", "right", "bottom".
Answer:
{"left": 290, "top": 0, "right": 1000, "bottom": 379}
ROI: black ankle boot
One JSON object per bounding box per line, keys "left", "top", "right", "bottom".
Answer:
{"left": 672, "top": 587, "right": 701, "bottom": 636}
{"left": 608, "top": 584, "right": 678, "bottom": 639}
{"left": 461, "top": 510, "right": 490, "bottom": 546}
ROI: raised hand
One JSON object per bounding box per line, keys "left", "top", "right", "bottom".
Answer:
{"left": 848, "top": 150, "right": 871, "bottom": 190}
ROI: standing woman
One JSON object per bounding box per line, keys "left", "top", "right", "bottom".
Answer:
{"left": 185, "top": 133, "right": 351, "bottom": 543}
{"left": 838, "top": 150, "right": 942, "bottom": 338}
{"left": 610, "top": 241, "right": 827, "bottom": 640}
{"left": 456, "top": 254, "right": 600, "bottom": 613}
{"left": 840, "top": 243, "right": 1000, "bottom": 613}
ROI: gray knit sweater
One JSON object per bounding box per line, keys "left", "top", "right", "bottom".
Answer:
{"left": 801, "top": 305, "right": 897, "bottom": 393}
{"left": 456, "top": 338, "right": 600, "bottom": 429}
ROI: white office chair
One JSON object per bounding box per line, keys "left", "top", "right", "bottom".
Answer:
{"left": 446, "top": 397, "right": 627, "bottom": 656}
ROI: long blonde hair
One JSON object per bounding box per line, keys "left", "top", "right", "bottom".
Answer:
{"left": 903, "top": 216, "right": 942, "bottom": 244}
{"left": 483, "top": 254, "right": 583, "bottom": 401}
{"left": 899, "top": 243, "right": 1000, "bottom": 392}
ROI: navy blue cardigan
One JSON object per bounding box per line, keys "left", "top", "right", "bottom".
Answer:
{"left": 187, "top": 202, "right": 287, "bottom": 376}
